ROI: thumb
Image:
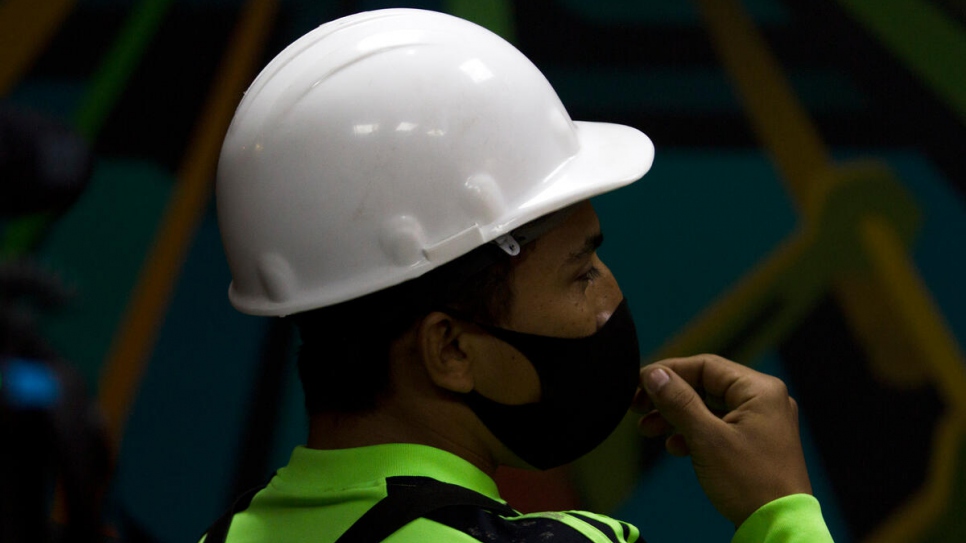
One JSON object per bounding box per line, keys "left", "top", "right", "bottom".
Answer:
{"left": 642, "top": 365, "right": 717, "bottom": 437}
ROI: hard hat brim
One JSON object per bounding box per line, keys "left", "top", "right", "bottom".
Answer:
{"left": 504, "top": 120, "right": 655, "bottom": 233}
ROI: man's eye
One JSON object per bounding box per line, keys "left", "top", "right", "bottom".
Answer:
{"left": 577, "top": 266, "right": 602, "bottom": 283}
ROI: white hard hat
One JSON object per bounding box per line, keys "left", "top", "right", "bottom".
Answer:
{"left": 217, "top": 8, "right": 654, "bottom": 316}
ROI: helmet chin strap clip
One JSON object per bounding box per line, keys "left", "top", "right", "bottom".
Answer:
{"left": 493, "top": 234, "right": 521, "bottom": 256}
{"left": 490, "top": 203, "right": 583, "bottom": 258}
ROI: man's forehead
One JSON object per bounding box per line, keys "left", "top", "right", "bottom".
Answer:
{"left": 529, "top": 202, "right": 603, "bottom": 261}
{"left": 509, "top": 203, "right": 583, "bottom": 249}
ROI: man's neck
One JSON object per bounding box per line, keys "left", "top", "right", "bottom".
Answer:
{"left": 306, "top": 401, "right": 500, "bottom": 475}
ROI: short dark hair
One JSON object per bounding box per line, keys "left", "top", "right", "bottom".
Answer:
{"left": 291, "top": 242, "right": 523, "bottom": 415}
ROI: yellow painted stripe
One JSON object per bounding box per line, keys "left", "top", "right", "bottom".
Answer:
{"left": 696, "top": 0, "right": 965, "bottom": 403}
{"left": 695, "top": 0, "right": 829, "bottom": 212}
{"left": 694, "top": 2, "right": 966, "bottom": 540}
{"left": 860, "top": 217, "right": 966, "bottom": 409}
{"left": 98, "top": 0, "right": 279, "bottom": 446}
{"left": 0, "top": 0, "right": 76, "bottom": 95}
{"left": 864, "top": 412, "right": 966, "bottom": 543}
{"left": 837, "top": 0, "right": 966, "bottom": 123}
{"left": 650, "top": 228, "right": 819, "bottom": 361}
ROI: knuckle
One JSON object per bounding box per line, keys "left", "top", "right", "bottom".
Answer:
{"left": 762, "top": 375, "right": 789, "bottom": 398}
{"left": 696, "top": 353, "right": 729, "bottom": 365}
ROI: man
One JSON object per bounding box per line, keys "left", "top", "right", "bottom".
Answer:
{"left": 207, "top": 8, "right": 833, "bottom": 542}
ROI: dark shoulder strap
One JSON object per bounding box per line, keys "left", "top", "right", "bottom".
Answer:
{"left": 334, "top": 476, "right": 516, "bottom": 543}
{"left": 202, "top": 484, "right": 264, "bottom": 543}
{"left": 202, "top": 475, "right": 515, "bottom": 543}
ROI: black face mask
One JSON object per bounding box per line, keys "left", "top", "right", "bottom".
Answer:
{"left": 461, "top": 299, "right": 640, "bottom": 470}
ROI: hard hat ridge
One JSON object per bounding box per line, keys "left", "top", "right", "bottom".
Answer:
{"left": 217, "top": 8, "right": 654, "bottom": 316}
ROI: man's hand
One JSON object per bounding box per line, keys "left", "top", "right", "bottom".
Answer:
{"left": 634, "top": 354, "right": 812, "bottom": 526}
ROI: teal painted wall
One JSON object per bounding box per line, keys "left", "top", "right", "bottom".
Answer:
{"left": 3, "top": 1, "right": 964, "bottom": 542}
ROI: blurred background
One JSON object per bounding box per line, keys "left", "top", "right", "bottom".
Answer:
{"left": 1, "top": 0, "right": 964, "bottom": 542}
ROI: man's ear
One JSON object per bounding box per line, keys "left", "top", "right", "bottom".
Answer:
{"left": 417, "top": 312, "right": 475, "bottom": 394}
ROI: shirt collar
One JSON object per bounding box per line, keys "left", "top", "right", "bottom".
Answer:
{"left": 275, "top": 443, "right": 504, "bottom": 502}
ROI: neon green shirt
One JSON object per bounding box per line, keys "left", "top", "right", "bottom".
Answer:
{"left": 735, "top": 494, "right": 834, "bottom": 543}
{"left": 207, "top": 443, "right": 833, "bottom": 543}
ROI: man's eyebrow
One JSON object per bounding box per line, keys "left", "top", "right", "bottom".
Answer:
{"left": 567, "top": 232, "right": 604, "bottom": 263}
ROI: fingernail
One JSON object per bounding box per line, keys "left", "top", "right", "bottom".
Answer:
{"left": 645, "top": 368, "right": 669, "bottom": 393}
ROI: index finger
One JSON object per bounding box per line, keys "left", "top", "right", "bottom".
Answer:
{"left": 648, "top": 354, "right": 772, "bottom": 411}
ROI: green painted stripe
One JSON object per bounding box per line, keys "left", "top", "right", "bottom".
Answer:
{"left": 444, "top": 0, "right": 515, "bottom": 42}
{"left": 0, "top": 214, "right": 50, "bottom": 259}
{"left": 1, "top": 218, "right": 45, "bottom": 258}
{"left": 73, "top": 0, "right": 174, "bottom": 141}
{"left": 836, "top": 0, "right": 966, "bottom": 121}
{"left": 2, "top": 0, "right": 174, "bottom": 259}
